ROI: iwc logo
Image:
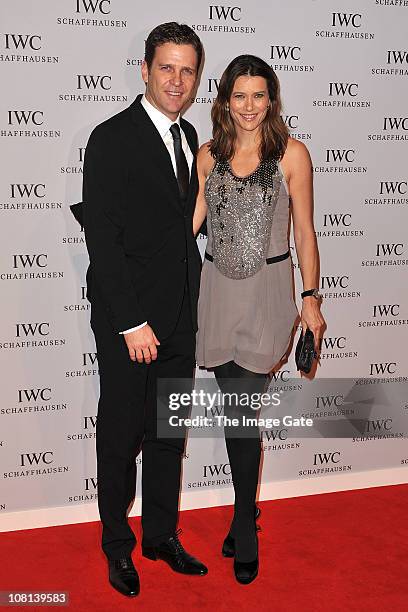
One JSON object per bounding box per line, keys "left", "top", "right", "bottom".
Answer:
{"left": 298, "top": 451, "right": 352, "bottom": 477}
{"left": 1, "top": 110, "right": 61, "bottom": 139}
{"left": 361, "top": 243, "right": 406, "bottom": 268}
{"left": 0, "top": 33, "right": 59, "bottom": 64}
{"left": 368, "top": 117, "right": 408, "bottom": 141}
{"left": 1, "top": 183, "right": 62, "bottom": 214}
{"left": 58, "top": 74, "right": 128, "bottom": 103}
{"left": 63, "top": 285, "right": 90, "bottom": 313}
{"left": 3, "top": 451, "right": 69, "bottom": 480}
{"left": 191, "top": 5, "right": 255, "bottom": 35}
{"left": 261, "top": 427, "right": 301, "bottom": 453}
{"left": 320, "top": 274, "right": 361, "bottom": 300}
{"left": 67, "top": 476, "right": 98, "bottom": 503}
{"left": 65, "top": 352, "right": 98, "bottom": 378}
{"left": 314, "top": 148, "right": 367, "bottom": 174}
{"left": 57, "top": 0, "right": 127, "bottom": 28}
{"left": 353, "top": 417, "right": 404, "bottom": 443}
{"left": 312, "top": 82, "right": 371, "bottom": 110}
{"left": 0, "top": 388, "right": 68, "bottom": 418}
{"left": 316, "top": 213, "right": 364, "bottom": 239}
{"left": 364, "top": 180, "right": 408, "bottom": 206}
{"left": 371, "top": 49, "right": 408, "bottom": 77}
{"left": 0, "top": 253, "right": 64, "bottom": 282}
{"left": 358, "top": 303, "right": 408, "bottom": 329}
{"left": 269, "top": 45, "right": 314, "bottom": 73}
{"left": 67, "top": 415, "right": 97, "bottom": 442}
{"left": 61, "top": 147, "right": 85, "bottom": 175}
{"left": 318, "top": 337, "right": 358, "bottom": 362}
{"left": 0, "top": 323, "right": 66, "bottom": 351}
{"left": 315, "top": 12, "right": 374, "bottom": 40}
{"left": 282, "top": 114, "right": 312, "bottom": 142}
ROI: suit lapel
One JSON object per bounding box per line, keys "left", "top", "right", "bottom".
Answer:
{"left": 130, "top": 96, "right": 199, "bottom": 212}
{"left": 130, "top": 96, "right": 181, "bottom": 207}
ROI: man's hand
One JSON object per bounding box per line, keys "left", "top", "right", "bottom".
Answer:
{"left": 123, "top": 324, "right": 160, "bottom": 364}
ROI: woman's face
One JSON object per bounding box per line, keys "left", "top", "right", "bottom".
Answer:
{"left": 228, "top": 75, "right": 270, "bottom": 133}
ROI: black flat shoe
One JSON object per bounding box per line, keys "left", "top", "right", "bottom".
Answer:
{"left": 234, "top": 556, "right": 259, "bottom": 585}
{"left": 142, "top": 529, "right": 208, "bottom": 575}
{"left": 222, "top": 533, "right": 235, "bottom": 558}
{"left": 233, "top": 527, "right": 259, "bottom": 585}
{"left": 222, "top": 505, "right": 261, "bottom": 558}
{"left": 108, "top": 557, "right": 140, "bottom": 597}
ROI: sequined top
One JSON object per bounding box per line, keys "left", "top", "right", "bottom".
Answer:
{"left": 204, "top": 157, "right": 283, "bottom": 279}
{"left": 197, "top": 156, "right": 298, "bottom": 373}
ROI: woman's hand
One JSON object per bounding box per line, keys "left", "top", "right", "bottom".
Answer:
{"left": 300, "top": 297, "right": 326, "bottom": 352}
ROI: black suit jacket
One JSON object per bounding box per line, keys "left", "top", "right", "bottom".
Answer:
{"left": 82, "top": 94, "right": 202, "bottom": 339}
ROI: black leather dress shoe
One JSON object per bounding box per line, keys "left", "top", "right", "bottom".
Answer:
{"left": 142, "top": 529, "right": 208, "bottom": 575}
{"left": 108, "top": 557, "right": 140, "bottom": 597}
{"left": 222, "top": 505, "right": 261, "bottom": 558}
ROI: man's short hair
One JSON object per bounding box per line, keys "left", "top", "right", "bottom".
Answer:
{"left": 145, "top": 22, "right": 203, "bottom": 70}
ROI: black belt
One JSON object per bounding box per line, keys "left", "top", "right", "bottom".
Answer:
{"left": 205, "top": 249, "right": 290, "bottom": 265}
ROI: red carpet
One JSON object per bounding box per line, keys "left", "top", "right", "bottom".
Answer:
{"left": 0, "top": 484, "right": 407, "bottom": 611}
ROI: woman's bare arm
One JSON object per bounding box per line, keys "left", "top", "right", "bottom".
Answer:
{"left": 193, "top": 143, "right": 213, "bottom": 237}
{"left": 282, "top": 138, "right": 325, "bottom": 348}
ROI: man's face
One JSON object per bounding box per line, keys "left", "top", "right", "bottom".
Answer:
{"left": 141, "top": 42, "right": 198, "bottom": 121}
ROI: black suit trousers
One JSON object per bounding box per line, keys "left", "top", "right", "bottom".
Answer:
{"left": 91, "top": 284, "right": 195, "bottom": 560}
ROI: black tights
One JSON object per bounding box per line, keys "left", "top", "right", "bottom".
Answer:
{"left": 213, "top": 360, "right": 267, "bottom": 561}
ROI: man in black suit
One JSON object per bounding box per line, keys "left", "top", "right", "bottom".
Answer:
{"left": 82, "top": 22, "right": 206, "bottom": 597}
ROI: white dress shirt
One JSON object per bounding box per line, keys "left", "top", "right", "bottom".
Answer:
{"left": 120, "top": 94, "right": 194, "bottom": 335}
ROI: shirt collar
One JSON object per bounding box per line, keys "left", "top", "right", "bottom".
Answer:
{"left": 141, "top": 94, "right": 180, "bottom": 139}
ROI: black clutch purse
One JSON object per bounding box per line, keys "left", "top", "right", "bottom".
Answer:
{"left": 295, "top": 328, "right": 317, "bottom": 373}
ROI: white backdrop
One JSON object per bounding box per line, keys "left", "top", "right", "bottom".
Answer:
{"left": 1, "top": 0, "right": 407, "bottom": 531}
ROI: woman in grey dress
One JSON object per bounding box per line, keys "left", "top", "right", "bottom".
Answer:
{"left": 193, "top": 55, "right": 325, "bottom": 584}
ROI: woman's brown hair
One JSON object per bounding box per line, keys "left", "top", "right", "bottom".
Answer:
{"left": 210, "top": 54, "right": 289, "bottom": 161}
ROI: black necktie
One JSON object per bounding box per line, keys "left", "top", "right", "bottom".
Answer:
{"left": 170, "top": 123, "right": 189, "bottom": 202}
